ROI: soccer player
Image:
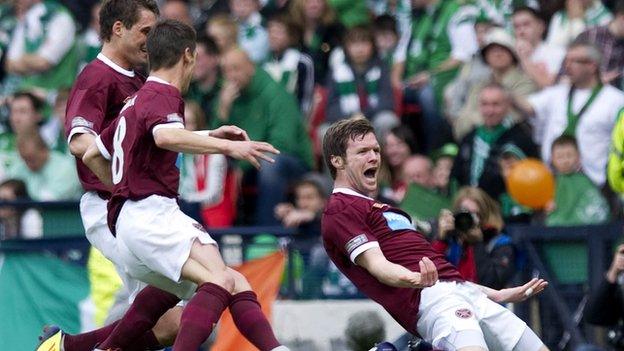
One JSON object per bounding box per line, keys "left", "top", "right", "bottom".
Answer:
{"left": 322, "top": 117, "right": 550, "bottom": 351}
{"left": 83, "top": 19, "right": 289, "bottom": 351}
{"left": 37, "top": 1, "right": 183, "bottom": 351}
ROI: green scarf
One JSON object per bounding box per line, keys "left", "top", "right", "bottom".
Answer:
{"left": 263, "top": 48, "right": 301, "bottom": 94}
{"left": 332, "top": 49, "right": 381, "bottom": 115}
{"left": 470, "top": 122, "right": 510, "bottom": 185}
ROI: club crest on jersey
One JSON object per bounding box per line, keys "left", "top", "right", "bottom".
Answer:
{"left": 71, "top": 116, "right": 93, "bottom": 129}
{"left": 383, "top": 211, "right": 415, "bottom": 231}
{"left": 345, "top": 234, "right": 368, "bottom": 253}
{"left": 167, "top": 113, "right": 184, "bottom": 123}
{"left": 455, "top": 308, "right": 473, "bottom": 319}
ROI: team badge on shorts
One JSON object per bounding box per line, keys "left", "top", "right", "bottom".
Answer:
{"left": 455, "top": 308, "right": 473, "bottom": 319}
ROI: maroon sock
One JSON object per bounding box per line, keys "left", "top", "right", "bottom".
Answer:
{"left": 173, "top": 282, "right": 232, "bottom": 350}
{"left": 63, "top": 321, "right": 118, "bottom": 351}
{"left": 230, "top": 291, "right": 281, "bottom": 351}
{"left": 99, "top": 286, "right": 180, "bottom": 350}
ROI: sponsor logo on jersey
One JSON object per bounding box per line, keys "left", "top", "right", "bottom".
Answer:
{"left": 383, "top": 211, "right": 415, "bottom": 231}
{"left": 71, "top": 116, "right": 94, "bottom": 129}
{"left": 345, "top": 234, "right": 368, "bottom": 253}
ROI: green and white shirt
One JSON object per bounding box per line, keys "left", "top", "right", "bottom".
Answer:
{"left": 546, "top": 0, "right": 612, "bottom": 48}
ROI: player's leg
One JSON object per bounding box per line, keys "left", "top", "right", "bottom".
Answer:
{"left": 172, "top": 240, "right": 235, "bottom": 350}
{"left": 227, "top": 268, "right": 289, "bottom": 351}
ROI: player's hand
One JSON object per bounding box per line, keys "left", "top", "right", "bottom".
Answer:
{"left": 210, "top": 125, "right": 250, "bottom": 141}
{"left": 491, "top": 278, "right": 548, "bottom": 303}
{"left": 225, "top": 140, "right": 280, "bottom": 169}
{"left": 412, "top": 257, "right": 438, "bottom": 288}
{"left": 274, "top": 203, "right": 294, "bottom": 219}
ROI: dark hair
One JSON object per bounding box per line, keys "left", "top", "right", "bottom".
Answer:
{"left": 343, "top": 25, "right": 375, "bottom": 46}
{"left": 99, "top": 0, "right": 160, "bottom": 42}
{"left": 267, "top": 12, "right": 303, "bottom": 47}
{"left": 373, "top": 14, "right": 397, "bottom": 36}
{"left": 147, "top": 19, "right": 197, "bottom": 71}
{"left": 323, "top": 117, "right": 375, "bottom": 179}
{"left": 12, "top": 91, "right": 44, "bottom": 112}
{"left": 551, "top": 134, "right": 578, "bottom": 151}
{"left": 0, "top": 179, "right": 28, "bottom": 199}
{"left": 197, "top": 34, "right": 220, "bottom": 56}
{"left": 387, "top": 125, "right": 418, "bottom": 154}
{"left": 615, "top": 0, "right": 624, "bottom": 16}
{"left": 512, "top": 6, "right": 545, "bottom": 22}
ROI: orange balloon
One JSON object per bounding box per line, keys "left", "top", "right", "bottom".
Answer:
{"left": 506, "top": 158, "right": 555, "bottom": 209}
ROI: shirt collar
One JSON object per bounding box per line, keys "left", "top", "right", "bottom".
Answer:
{"left": 146, "top": 76, "right": 172, "bottom": 86}
{"left": 97, "top": 53, "right": 135, "bottom": 77}
{"left": 332, "top": 187, "right": 374, "bottom": 200}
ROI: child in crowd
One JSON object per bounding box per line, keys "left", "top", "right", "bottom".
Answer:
{"left": 546, "top": 135, "right": 610, "bottom": 226}
{"left": 0, "top": 178, "right": 41, "bottom": 240}
{"left": 325, "top": 25, "right": 398, "bottom": 137}
{"left": 372, "top": 14, "right": 399, "bottom": 65}
{"left": 263, "top": 13, "right": 315, "bottom": 117}
{"left": 229, "top": 0, "right": 269, "bottom": 62}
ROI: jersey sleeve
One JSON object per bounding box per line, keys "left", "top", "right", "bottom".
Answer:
{"left": 65, "top": 87, "right": 107, "bottom": 142}
{"left": 325, "top": 203, "right": 379, "bottom": 264}
{"left": 96, "top": 119, "right": 117, "bottom": 161}
{"left": 144, "top": 95, "right": 185, "bottom": 136}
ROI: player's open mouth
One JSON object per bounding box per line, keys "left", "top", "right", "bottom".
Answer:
{"left": 364, "top": 167, "right": 377, "bottom": 179}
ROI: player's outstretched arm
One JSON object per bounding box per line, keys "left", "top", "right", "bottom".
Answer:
{"left": 355, "top": 247, "right": 438, "bottom": 288}
{"left": 82, "top": 142, "right": 113, "bottom": 188}
{"left": 474, "top": 278, "right": 548, "bottom": 303}
{"left": 154, "top": 128, "right": 279, "bottom": 169}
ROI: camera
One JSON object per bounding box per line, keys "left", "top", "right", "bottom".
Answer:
{"left": 608, "top": 326, "right": 624, "bottom": 349}
{"left": 453, "top": 211, "right": 478, "bottom": 233}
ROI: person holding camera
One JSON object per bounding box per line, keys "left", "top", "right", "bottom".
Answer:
{"left": 432, "top": 187, "right": 517, "bottom": 290}
{"left": 581, "top": 244, "right": 624, "bottom": 350}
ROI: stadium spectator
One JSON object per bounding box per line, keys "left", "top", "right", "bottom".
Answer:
{"left": 433, "top": 186, "right": 517, "bottom": 290}
{"left": 473, "top": 0, "right": 526, "bottom": 30}
{"left": 379, "top": 125, "right": 418, "bottom": 204}
{"left": 402, "top": 155, "right": 435, "bottom": 190}
{"left": 263, "top": 13, "right": 315, "bottom": 117}
{"left": 575, "top": 0, "right": 624, "bottom": 88}
{"left": 274, "top": 176, "right": 327, "bottom": 232}
{"left": 206, "top": 14, "right": 238, "bottom": 54}
{"left": 452, "top": 83, "right": 538, "bottom": 200}
{"left": 288, "top": 0, "right": 343, "bottom": 84}
{"left": 0, "top": 3, "right": 17, "bottom": 85}
{"left": 368, "top": 0, "right": 412, "bottom": 39}
{"left": 212, "top": 48, "right": 313, "bottom": 225}
{"left": 6, "top": 131, "right": 81, "bottom": 200}
{"left": 545, "top": 135, "right": 610, "bottom": 226}
{"left": 512, "top": 6, "right": 566, "bottom": 88}
{"left": 161, "top": 0, "right": 192, "bottom": 26}
{"left": 443, "top": 16, "right": 493, "bottom": 126}
{"left": 516, "top": 41, "right": 624, "bottom": 186}
{"left": 321, "top": 117, "right": 548, "bottom": 350}
{"left": 325, "top": 25, "right": 398, "bottom": 137}
{"left": 0, "top": 178, "right": 42, "bottom": 240}
{"left": 452, "top": 27, "right": 536, "bottom": 140}
{"left": 8, "top": 90, "right": 44, "bottom": 135}
{"left": 186, "top": 35, "right": 221, "bottom": 125}
{"left": 230, "top": 0, "right": 269, "bottom": 62}
{"left": 393, "top": 0, "right": 479, "bottom": 152}
{"left": 5, "top": 0, "right": 78, "bottom": 94}
{"left": 178, "top": 100, "right": 229, "bottom": 226}
{"left": 431, "top": 143, "right": 459, "bottom": 197}
{"left": 327, "top": 0, "right": 369, "bottom": 28}
{"left": 41, "top": 89, "right": 69, "bottom": 154}
{"left": 76, "top": 2, "right": 101, "bottom": 73}
{"left": 584, "top": 244, "right": 624, "bottom": 337}
{"left": 344, "top": 310, "right": 386, "bottom": 351}
{"left": 547, "top": 0, "right": 612, "bottom": 48}
{"left": 372, "top": 14, "right": 399, "bottom": 65}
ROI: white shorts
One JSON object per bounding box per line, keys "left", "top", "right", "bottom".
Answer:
{"left": 80, "top": 191, "right": 146, "bottom": 301}
{"left": 115, "top": 195, "right": 217, "bottom": 300}
{"left": 417, "top": 281, "right": 527, "bottom": 351}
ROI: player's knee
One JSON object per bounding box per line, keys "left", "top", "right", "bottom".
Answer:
{"left": 229, "top": 269, "right": 252, "bottom": 294}
{"left": 202, "top": 268, "right": 235, "bottom": 293}
{"left": 153, "top": 306, "right": 182, "bottom": 346}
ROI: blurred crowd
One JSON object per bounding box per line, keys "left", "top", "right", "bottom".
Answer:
{"left": 1, "top": 0, "right": 624, "bottom": 296}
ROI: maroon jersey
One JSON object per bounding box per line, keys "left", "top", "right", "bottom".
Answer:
{"left": 321, "top": 188, "right": 463, "bottom": 334}
{"left": 65, "top": 54, "right": 145, "bottom": 197}
{"left": 97, "top": 78, "right": 185, "bottom": 233}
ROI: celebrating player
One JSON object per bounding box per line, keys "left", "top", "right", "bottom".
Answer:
{"left": 83, "top": 19, "right": 289, "bottom": 351}
{"left": 322, "top": 117, "right": 549, "bottom": 351}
